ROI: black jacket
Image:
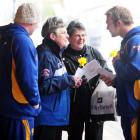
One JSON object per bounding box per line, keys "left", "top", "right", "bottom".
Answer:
{"left": 63, "top": 45, "right": 107, "bottom": 120}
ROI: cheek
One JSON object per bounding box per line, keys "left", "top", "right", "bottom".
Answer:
{"left": 63, "top": 36, "right": 68, "bottom": 42}
{"left": 83, "top": 38, "right": 86, "bottom": 43}
{"left": 61, "top": 38, "right": 69, "bottom": 46}
{"left": 73, "top": 38, "right": 80, "bottom": 44}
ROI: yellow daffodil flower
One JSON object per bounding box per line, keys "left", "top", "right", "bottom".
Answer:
{"left": 78, "top": 57, "right": 87, "bottom": 67}
{"left": 109, "top": 50, "right": 119, "bottom": 58}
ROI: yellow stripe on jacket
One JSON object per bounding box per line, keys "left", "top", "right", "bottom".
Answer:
{"left": 134, "top": 80, "right": 140, "bottom": 101}
{"left": 12, "top": 59, "right": 28, "bottom": 104}
{"left": 131, "top": 118, "right": 138, "bottom": 140}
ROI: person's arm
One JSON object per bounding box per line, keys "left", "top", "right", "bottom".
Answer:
{"left": 90, "top": 47, "right": 114, "bottom": 86}
{"left": 13, "top": 35, "right": 40, "bottom": 107}
{"left": 113, "top": 38, "right": 140, "bottom": 81}
{"left": 38, "top": 51, "right": 81, "bottom": 95}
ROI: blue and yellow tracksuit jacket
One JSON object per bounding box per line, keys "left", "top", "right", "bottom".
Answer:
{"left": 114, "top": 26, "right": 140, "bottom": 119}
{"left": 0, "top": 23, "right": 41, "bottom": 120}
{"left": 35, "top": 38, "right": 74, "bottom": 126}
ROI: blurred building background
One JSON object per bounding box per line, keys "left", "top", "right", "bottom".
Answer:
{"left": 0, "top": 0, "right": 139, "bottom": 58}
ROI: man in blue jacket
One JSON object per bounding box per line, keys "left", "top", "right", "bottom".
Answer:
{"left": 103, "top": 6, "right": 140, "bottom": 140}
{"left": 0, "top": 3, "right": 41, "bottom": 140}
{"left": 34, "top": 17, "right": 82, "bottom": 140}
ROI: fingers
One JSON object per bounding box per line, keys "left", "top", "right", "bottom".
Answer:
{"left": 33, "top": 104, "right": 40, "bottom": 109}
{"left": 100, "top": 75, "right": 114, "bottom": 86}
{"left": 75, "top": 78, "right": 82, "bottom": 88}
{"left": 72, "top": 76, "right": 82, "bottom": 88}
{"left": 41, "top": 69, "right": 50, "bottom": 77}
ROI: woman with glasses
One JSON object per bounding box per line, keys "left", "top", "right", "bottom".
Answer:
{"left": 34, "top": 17, "right": 82, "bottom": 140}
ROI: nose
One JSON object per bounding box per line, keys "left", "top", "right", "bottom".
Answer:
{"left": 66, "top": 33, "right": 69, "bottom": 39}
{"left": 80, "top": 35, "right": 85, "bottom": 40}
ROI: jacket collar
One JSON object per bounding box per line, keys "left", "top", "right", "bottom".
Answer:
{"left": 43, "top": 38, "right": 64, "bottom": 58}
{"left": 121, "top": 26, "right": 140, "bottom": 46}
{"left": 65, "top": 44, "right": 87, "bottom": 57}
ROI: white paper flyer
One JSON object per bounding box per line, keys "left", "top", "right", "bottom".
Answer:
{"left": 75, "top": 59, "right": 115, "bottom": 81}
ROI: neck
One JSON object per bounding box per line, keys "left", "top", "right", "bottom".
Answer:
{"left": 120, "top": 24, "right": 134, "bottom": 38}
{"left": 18, "top": 23, "right": 31, "bottom": 35}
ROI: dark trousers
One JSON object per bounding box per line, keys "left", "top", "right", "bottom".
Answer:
{"left": 0, "top": 117, "right": 34, "bottom": 140}
{"left": 121, "top": 116, "right": 132, "bottom": 140}
{"left": 34, "top": 125, "right": 62, "bottom": 140}
{"left": 67, "top": 119, "right": 103, "bottom": 140}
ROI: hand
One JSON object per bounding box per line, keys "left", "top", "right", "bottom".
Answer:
{"left": 72, "top": 76, "right": 82, "bottom": 88}
{"left": 41, "top": 68, "right": 50, "bottom": 77}
{"left": 81, "top": 75, "right": 87, "bottom": 85}
{"left": 33, "top": 104, "right": 40, "bottom": 109}
{"left": 100, "top": 74, "right": 114, "bottom": 86}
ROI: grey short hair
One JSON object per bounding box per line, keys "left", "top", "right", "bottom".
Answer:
{"left": 41, "top": 17, "right": 65, "bottom": 37}
{"left": 105, "top": 6, "right": 133, "bottom": 25}
{"left": 67, "top": 20, "right": 86, "bottom": 36}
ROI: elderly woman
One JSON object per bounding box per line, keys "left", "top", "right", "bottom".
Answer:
{"left": 34, "top": 17, "right": 82, "bottom": 140}
{"left": 63, "top": 20, "right": 107, "bottom": 140}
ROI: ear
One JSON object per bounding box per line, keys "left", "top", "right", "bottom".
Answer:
{"left": 50, "top": 33, "right": 56, "bottom": 41}
{"left": 116, "top": 20, "right": 122, "bottom": 27}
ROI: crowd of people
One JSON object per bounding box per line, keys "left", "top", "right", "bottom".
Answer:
{"left": 0, "top": 2, "right": 140, "bottom": 140}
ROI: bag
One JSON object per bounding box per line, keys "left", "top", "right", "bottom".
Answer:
{"left": 0, "top": 25, "right": 12, "bottom": 50}
{"left": 91, "top": 79, "right": 117, "bottom": 121}
{"left": 0, "top": 25, "right": 13, "bottom": 81}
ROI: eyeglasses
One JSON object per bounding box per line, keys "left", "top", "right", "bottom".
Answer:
{"left": 54, "top": 31, "right": 68, "bottom": 35}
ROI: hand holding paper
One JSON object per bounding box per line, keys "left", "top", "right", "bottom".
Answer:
{"left": 83, "top": 59, "right": 100, "bottom": 81}
{"left": 74, "top": 67, "right": 85, "bottom": 79}
{"left": 97, "top": 68, "right": 115, "bottom": 80}
{"left": 75, "top": 59, "right": 115, "bottom": 81}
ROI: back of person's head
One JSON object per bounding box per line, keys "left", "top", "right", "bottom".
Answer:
{"left": 67, "top": 20, "right": 86, "bottom": 36}
{"left": 14, "top": 3, "right": 40, "bottom": 24}
{"left": 41, "top": 17, "right": 65, "bottom": 38}
{"left": 105, "top": 6, "right": 133, "bottom": 25}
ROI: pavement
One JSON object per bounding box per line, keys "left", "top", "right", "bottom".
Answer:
{"left": 62, "top": 116, "right": 125, "bottom": 140}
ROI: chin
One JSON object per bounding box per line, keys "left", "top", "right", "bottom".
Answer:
{"left": 111, "top": 34, "right": 117, "bottom": 37}
{"left": 79, "top": 45, "right": 84, "bottom": 49}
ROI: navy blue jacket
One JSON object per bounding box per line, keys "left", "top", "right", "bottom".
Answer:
{"left": 35, "top": 38, "right": 74, "bottom": 126}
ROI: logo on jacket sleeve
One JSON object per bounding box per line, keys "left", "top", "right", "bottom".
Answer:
{"left": 54, "top": 62, "right": 67, "bottom": 76}
{"left": 132, "top": 45, "right": 140, "bottom": 52}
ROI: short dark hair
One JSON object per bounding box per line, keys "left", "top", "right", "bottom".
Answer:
{"left": 41, "top": 16, "right": 65, "bottom": 37}
{"left": 67, "top": 20, "right": 86, "bottom": 36}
